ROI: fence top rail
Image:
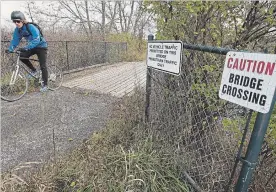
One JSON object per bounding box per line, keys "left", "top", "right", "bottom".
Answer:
{"left": 148, "top": 36, "right": 237, "bottom": 55}
{"left": 183, "top": 43, "right": 234, "bottom": 55}
{"left": 1, "top": 40, "right": 127, "bottom": 44}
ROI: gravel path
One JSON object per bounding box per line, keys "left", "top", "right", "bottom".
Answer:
{"left": 1, "top": 87, "right": 116, "bottom": 172}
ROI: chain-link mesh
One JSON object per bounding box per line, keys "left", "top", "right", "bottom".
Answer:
{"left": 147, "top": 48, "right": 251, "bottom": 191}
{"left": 1, "top": 41, "right": 127, "bottom": 71}
{"left": 1, "top": 38, "right": 275, "bottom": 191}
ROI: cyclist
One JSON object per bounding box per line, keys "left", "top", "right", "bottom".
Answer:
{"left": 5, "top": 11, "right": 48, "bottom": 92}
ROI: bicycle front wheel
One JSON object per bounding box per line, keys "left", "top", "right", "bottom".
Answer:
{"left": 1, "top": 70, "right": 29, "bottom": 102}
{"left": 47, "top": 65, "right": 63, "bottom": 90}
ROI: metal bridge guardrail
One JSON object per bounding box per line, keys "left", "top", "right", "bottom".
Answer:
{"left": 1, "top": 40, "right": 128, "bottom": 72}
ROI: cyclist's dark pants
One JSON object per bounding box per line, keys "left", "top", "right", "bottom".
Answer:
{"left": 20, "top": 48, "right": 48, "bottom": 86}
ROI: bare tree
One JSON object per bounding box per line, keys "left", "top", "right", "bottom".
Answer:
{"left": 85, "top": 0, "right": 93, "bottom": 37}
{"left": 106, "top": 1, "right": 119, "bottom": 33}
{"left": 233, "top": 1, "right": 276, "bottom": 48}
{"left": 26, "top": 1, "right": 34, "bottom": 22}
{"left": 24, "top": 1, "right": 154, "bottom": 39}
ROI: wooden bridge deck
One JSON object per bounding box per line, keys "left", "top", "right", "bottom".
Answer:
{"left": 62, "top": 61, "right": 147, "bottom": 97}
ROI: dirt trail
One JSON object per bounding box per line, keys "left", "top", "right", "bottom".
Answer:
{"left": 1, "top": 87, "right": 116, "bottom": 172}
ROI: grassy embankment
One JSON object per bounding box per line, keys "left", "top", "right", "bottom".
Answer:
{"left": 1, "top": 34, "right": 189, "bottom": 192}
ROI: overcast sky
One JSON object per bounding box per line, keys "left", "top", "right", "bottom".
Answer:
{"left": 1, "top": 1, "right": 155, "bottom": 36}
{"left": 1, "top": 1, "right": 28, "bottom": 29}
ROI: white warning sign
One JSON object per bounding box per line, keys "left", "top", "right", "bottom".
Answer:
{"left": 147, "top": 41, "right": 183, "bottom": 75}
{"left": 219, "top": 51, "right": 276, "bottom": 113}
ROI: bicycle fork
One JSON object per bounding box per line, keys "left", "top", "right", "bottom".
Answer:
{"left": 10, "top": 64, "right": 20, "bottom": 86}
{"left": 9, "top": 55, "right": 26, "bottom": 85}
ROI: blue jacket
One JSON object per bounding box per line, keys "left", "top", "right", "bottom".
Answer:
{"left": 9, "top": 23, "right": 48, "bottom": 52}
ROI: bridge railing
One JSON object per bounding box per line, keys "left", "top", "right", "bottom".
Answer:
{"left": 1, "top": 40, "right": 127, "bottom": 72}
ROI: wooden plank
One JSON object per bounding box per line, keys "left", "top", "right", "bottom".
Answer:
{"left": 63, "top": 61, "right": 147, "bottom": 97}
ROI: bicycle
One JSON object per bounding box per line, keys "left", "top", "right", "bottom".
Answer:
{"left": 1, "top": 51, "right": 63, "bottom": 102}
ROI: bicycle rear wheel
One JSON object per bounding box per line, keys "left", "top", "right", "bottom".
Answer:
{"left": 1, "top": 70, "right": 29, "bottom": 102}
{"left": 47, "top": 65, "right": 63, "bottom": 90}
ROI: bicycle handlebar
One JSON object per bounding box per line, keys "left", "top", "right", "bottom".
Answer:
{"left": 6, "top": 51, "right": 39, "bottom": 62}
{"left": 7, "top": 50, "right": 22, "bottom": 54}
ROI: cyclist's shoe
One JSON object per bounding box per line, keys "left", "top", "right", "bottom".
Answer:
{"left": 27, "top": 71, "right": 38, "bottom": 79}
{"left": 40, "top": 85, "right": 48, "bottom": 92}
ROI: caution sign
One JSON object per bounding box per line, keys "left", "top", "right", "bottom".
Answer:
{"left": 219, "top": 51, "right": 276, "bottom": 113}
{"left": 147, "top": 41, "right": 183, "bottom": 75}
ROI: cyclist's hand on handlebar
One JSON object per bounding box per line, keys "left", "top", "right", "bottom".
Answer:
{"left": 18, "top": 48, "right": 27, "bottom": 52}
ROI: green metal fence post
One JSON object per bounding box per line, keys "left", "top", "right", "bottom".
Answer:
{"left": 145, "top": 34, "right": 154, "bottom": 123}
{"left": 234, "top": 89, "right": 276, "bottom": 192}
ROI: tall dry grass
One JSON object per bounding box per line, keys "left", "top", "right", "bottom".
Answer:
{"left": 1, "top": 88, "right": 190, "bottom": 192}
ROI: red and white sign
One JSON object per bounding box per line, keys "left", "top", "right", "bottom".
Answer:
{"left": 219, "top": 51, "right": 276, "bottom": 113}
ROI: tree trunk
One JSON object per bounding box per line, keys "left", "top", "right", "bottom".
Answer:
{"left": 85, "top": 0, "right": 93, "bottom": 37}
{"left": 101, "top": 1, "right": 106, "bottom": 40}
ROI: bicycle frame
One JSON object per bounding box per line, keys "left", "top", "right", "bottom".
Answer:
{"left": 2, "top": 51, "right": 63, "bottom": 101}
{"left": 9, "top": 51, "right": 40, "bottom": 81}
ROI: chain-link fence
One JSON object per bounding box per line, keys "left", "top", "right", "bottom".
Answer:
{"left": 145, "top": 42, "right": 276, "bottom": 191}
{"left": 1, "top": 37, "right": 275, "bottom": 191}
{"left": 1, "top": 41, "right": 127, "bottom": 72}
